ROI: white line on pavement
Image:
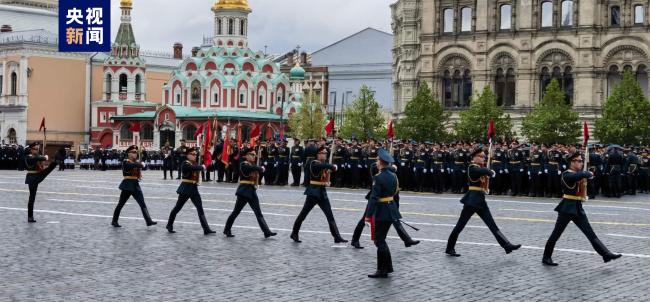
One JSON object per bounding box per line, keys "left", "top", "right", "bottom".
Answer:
{"left": 606, "top": 233, "right": 650, "bottom": 239}
{"left": 500, "top": 209, "right": 620, "bottom": 216}
{"left": 0, "top": 205, "right": 646, "bottom": 259}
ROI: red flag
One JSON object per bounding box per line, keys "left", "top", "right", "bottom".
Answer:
{"left": 487, "top": 119, "right": 495, "bottom": 142}
{"left": 38, "top": 117, "right": 46, "bottom": 132}
{"left": 387, "top": 120, "right": 394, "bottom": 139}
{"left": 194, "top": 122, "right": 205, "bottom": 139}
{"left": 583, "top": 121, "right": 589, "bottom": 143}
{"left": 325, "top": 118, "right": 335, "bottom": 136}
{"left": 128, "top": 122, "right": 141, "bottom": 133}
{"left": 221, "top": 126, "right": 230, "bottom": 167}
{"left": 249, "top": 123, "right": 261, "bottom": 148}
{"left": 203, "top": 119, "right": 213, "bottom": 167}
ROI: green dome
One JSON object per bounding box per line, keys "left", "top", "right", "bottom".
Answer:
{"left": 290, "top": 64, "right": 305, "bottom": 80}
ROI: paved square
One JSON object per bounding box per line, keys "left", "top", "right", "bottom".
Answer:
{"left": 0, "top": 170, "right": 649, "bottom": 301}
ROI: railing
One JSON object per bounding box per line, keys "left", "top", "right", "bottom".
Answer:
{"left": 0, "top": 34, "right": 58, "bottom": 45}
{"left": 119, "top": 140, "right": 133, "bottom": 147}
{"left": 141, "top": 140, "right": 154, "bottom": 148}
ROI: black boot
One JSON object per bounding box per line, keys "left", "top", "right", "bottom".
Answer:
{"left": 445, "top": 248, "right": 461, "bottom": 257}
{"left": 166, "top": 224, "right": 175, "bottom": 233}
{"left": 368, "top": 271, "right": 389, "bottom": 278}
{"left": 592, "top": 238, "right": 622, "bottom": 263}
{"left": 199, "top": 214, "right": 216, "bottom": 235}
{"left": 351, "top": 241, "right": 364, "bottom": 249}
{"left": 542, "top": 257, "right": 558, "bottom": 266}
{"left": 28, "top": 217, "right": 37, "bottom": 223}
{"left": 258, "top": 217, "right": 277, "bottom": 238}
{"left": 290, "top": 232, "right": 301, "bottom": 243}
{"left": 395, "top": 222, "right": 420, "bottom": 247}
{"left": 142, "top": 208, "right": 157, "bottom": 226}
{"left": 111, "top": 220, "right": 122, "bottom": 228}
{"left": 223, "top": 229, "right": 235, "bottom": 237}
{"left": 446, "top": 232, "right": 461, "bottom": 257}
{"left": 542, "top": 239, "right": 558, "bottom": 266}
{"left": 495, "top": 230, "right": 521, "bottom": 254}
{"left": 328, "top": 221, "right": 348, "bottom": 243}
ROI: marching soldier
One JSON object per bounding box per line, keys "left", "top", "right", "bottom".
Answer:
{"left": 445, "top": 148, "right": 521, "bottom": 257}
{"left": 166, "top": 147, "right": 216, "bottom": 235}
{"left": 364, "top": 149, "right": 404, "bottom": 278}
{"left": 290, "top": 145, "right": 347, "bottom": 243}
{"left": 24, "top": 142, "right": 60, "bottom": 223}
{"left": 111, "top": 145, "right": 157, "bottom": 228}
{"left": 542, "top": 151, "right": 622, "bottom": 266}
{"left": 223, "top": 147, "right": 277, "bottom": 238}
{"left": 290, "top": 139, "right": 304, "bottom": 186}
{"left": 351, "top": 160, "right": 419, "bottom": 250}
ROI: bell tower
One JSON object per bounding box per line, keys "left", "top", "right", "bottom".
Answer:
{"left": 211, "top": 0, "right": 252, "bottom": 48}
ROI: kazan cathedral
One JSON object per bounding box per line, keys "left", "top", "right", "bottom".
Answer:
{"left": 91, "top": 0, "right": 306, "bottom": 149}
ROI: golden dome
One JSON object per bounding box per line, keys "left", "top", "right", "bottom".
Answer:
{"left": 120, "top": 0, "right": 132, "bottom": 8}
{"left": 213, "top": 0, "right": 251, "bottom": 12}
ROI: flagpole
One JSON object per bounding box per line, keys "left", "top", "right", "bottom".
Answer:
{"left": 583, "top": 121, "right": 589, "bottom": 201}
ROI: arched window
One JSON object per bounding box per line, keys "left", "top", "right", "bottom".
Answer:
{"left": 635, "top": 5, "right": 645, "bottom": 25}
{"left": 563, "top": 66, "right": 573, "bottom": 104}
{"left": 217, "top": 18, "right": 223, "bottom": 35}
{"left": 183, "top": 124, "right": 197, "bottom": 141}
{"left": 611, "top": 6, "right": 621, "bottom": 26}
{"left": 228, "top": 18, "right": 235, "bottom": 35}
{"left": 240, "top": 19, "right": 246, "bottom": 35}
{"left": 10, "top": 71, "right": 17, "bottom": 95}
{"left": 442, "top": 70, "right": 452, "bottom": 107}
{"left": 119, "top": 74, "right": 127, "bottom": 93}
{"left": 495, "top": 68, "right": 516, "bottom": 106}
{"left": 8, "top": 128, "right": 16, "bottom": 144}
{"left": 541, "top": 1, "right": 553, "bottom": 28}
{"left": 637, "top": 65, "right": 648, "bottom": 96}
{"left": 443, "top": 8, "right": 454, "bottom": 33}
{"left": 191, "top": 80, "right": 201, "bottom": 104}
{"left": 135, "top": 74, "right": 142, "bottom": 95}
{"left": 500, "top": 4, "right": 512, "bottom": 30}
{"left": 140, "top": 124, "right": 153, "bottom": 140}
{"left": 607, "top": 65, "right": 621, "bottom": 96}
{"left": 211, "top": 84, "right": 220, "bottom": 105}
{"left": 461, "top": 7, "right": 472, "bottom": 32}
{"left": 540, "top": 67, "right": 551, "bottom": 97}
{"left": 120, "top": 123, "right": 133, "bottom": 140}
{"left": 440, "top": 56, "right": 472, "bottom": 108}
{"left": 173, "top": 85, "right": 182, "bottom": 105}
{"left": 105, "top": 74, "right": 112, "bottom": 97}
{"left": 561, "top": 1, "right": 573, "bottom": 26}
{"left": 239, "top": 92, "right": 246, "bottom": 105}
{"left": 258, "top": 88, "right": 266, "bottom": 106}
{"left": 539, "top": 66, "right": 573, "bottom": 104}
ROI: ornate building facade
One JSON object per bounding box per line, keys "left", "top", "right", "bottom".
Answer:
{"left": 391, "top": 0, "right": 650, "bottom": 128}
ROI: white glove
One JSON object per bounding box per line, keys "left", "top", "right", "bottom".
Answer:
{"left": 499, "top": 170, "right": 503, "bottom": 174}
{"left": 491, "top": 170, "right": 497, "bottom": 178}
{"left": 141, "top": 162, "right": 146, "bottom": 168}
{"left": 44, "top": 155, "right": 49, "bottom": 161}
{"left": 544, "top": 169, "right": 548, "bottom": 173}
{"left": 358, "top": 165, "right": 362, "bottom": 168}
{"left": 392, "top": 165, "right": 398, "bottom": 170}
{"left": 264, "top": 161, "right": 268, "bottom": 165}
{"left": 401, "top": 163, "right": 405, "bottom": 166}
{"left": 505, "top": 169, "right": 509, "bottom": 173}
{"left": 201, "top": 165, "right": 206, "bottom": 171}
{"left": 520, "top": 169, "right": 524, "bottom": 172}
{"left": 333, "top": 164, "right": 338, "bottom": 172}
{"left": 562, "top": 165, "right": 566, "bottom": 170}
{"left": 261, "top": 166, "right": 266, "bottom": 173}
{"left": 538, "top": 171, "right": 542, "bottom": 175}
{"left": 558, "top": 171, "right": 561, "bottom": 175}
{"left": 440, "top": 169, "right": 444, "bottom": 173}
{"left": 298, "top": 163, "right": 302, "bottom": 167}
{"left": 462, "top": 170, "right": 466, "bottom": 173}
{"left": 413, "top": 167, "right": 416, "bottom": 172}
{"left": 527, "top": 171, "right": 530, "bottom": 176}
{"left": 424, "top": 169, "right": 428, "bottom": 173}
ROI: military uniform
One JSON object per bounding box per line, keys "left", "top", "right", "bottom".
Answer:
{"left": 290, "top": 143, "right": 304, "bottom": 186}
{"left": 111, "top": 146, "right": 157, "bottom": 228}
{"left": 640, "top": 153, "right": 650, "bottom": 193}
{"left": 290, "top": 147, "right": 347, "bottom": 243}
{"left": 542, "top": 153, "right": 622, "bottom": 266}
{"left": 166, "top": 157, "right": 215, "bottom": 234}
{"left": 175, "top": 144, "right": 188, "bottom": 179}
{"left": 528, "top": 148, "right": 546, "bottom": 197}
{"left": 24, "top": 144, "right": 59, "bottom": 222}
{"left": 607, "top": 149, "right": 624, "bottom": 198}
{"left": 365, "top": 158, "right": 403, "bottom": 278}
{"left": 446, "top": 150, "right": 521, "bottom": 257}
{"left": 276, "top": 142, "right": 290, "bottom": 185}
{"left": 508, "top": 146, "right": 525, "bottom": 196}
{"left": 348, "top": 143, "right": 363, "bottom": 189}
{"left": 224, "top": 156, "right": 276, "bottom": 238}
{"left": 546, "top": 148, "right": 564, "bottom": 197}
{"left": 490, "top": 147, "right": 508, "bottom": 195}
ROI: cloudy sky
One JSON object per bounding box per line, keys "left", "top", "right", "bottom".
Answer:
{"left": 110, "top": 0, "right": 394, "bottom": 55}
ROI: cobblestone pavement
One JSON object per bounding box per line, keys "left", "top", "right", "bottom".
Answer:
{"left": 0, "top": 170, "right": 649, "bottom": 301}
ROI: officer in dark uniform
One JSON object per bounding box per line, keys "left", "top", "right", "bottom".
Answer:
{"left": 290, "top": 145, "right": 347, "bottom": 243}
{"left": 625, "top": 148, "right": 640, "bottom": 195}
{"left": 364, "top": 149, "right": 403, "bottom": 278}
{"left": 364, "top": 139, "right": 379, "bottom": 189}
{"left": 302, "top": 139, "right": 316, "bottom": 187}
{"left": 490, "top": 142, "right": 507, "bottom": 195}
{"left": 528, "top": 143, "right": 546, "bottom": 197}
{"left": 508, "top": 142, "right": 525, "bottom": 196}
{"left": 542, "top": 151, "right": 622, "bottom": 266}
{"left": 166, "top": 147, "right": 216, "bottom": 235}
{"left": 24, "top": 142, "right": 60, "bottom": 222}
{"left": 351, "top": 161, "right": 419, "bottom": 249}
{"left": 162, "top": 146, "right": 174, "bottom": 180}
{"left": 413, "top": 143, "right": 429, "bottom": 192}
{"left": 348, "top": 138, "right": 362, "bottom": 189}
{"left": 175, "top": 140, "right": 188, "bottom": 179}
{"left": 587, "top": 146, "right": 602, "bottom": 199}
{"left": 213, "top": 139, "right": 225, "bottom": 182}
{"left": 276, "top": 139, "right": 290, "bottom": 185}
{"left": 446, "top": 148, "right": 521, "bottom": 257}
{"left": 223, "top": 147, "right": 277, "bottom": 238}
{"left": 111, "top": 145, "right": 157, "bottom": 228}
{"left": 607, "top": 146, "right": 624, "bottom": 198}
{"left": 451, "top": 144, "right": 465, "bottom": 194}
{"left": 267, "top": 141, "right": 278, "bottom": 185}
{"left": 640, "top": 150, "right": 650, "bottom": 193}
{"left": 290, "top": 139, "right": 304, "bottom": 186}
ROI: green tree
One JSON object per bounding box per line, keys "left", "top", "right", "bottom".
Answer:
{"left": 454, "top": 85, "right": 514, "bottom": 142}
{"left": 394, "top": 83, "right": 450, "bottom": 142}
{"left": 287, "top": 92, "right": 326, "bottom": 139}
{"left": 339, "top": 85, "right": 386, "bottom": 140}
{"left": 521, "top": 78, "right": 580, "bottom": 144}
{"left": 595, "top": 70, "right": 650, "bottom": 144}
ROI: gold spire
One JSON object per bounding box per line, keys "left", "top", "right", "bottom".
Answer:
{"left": 120, "top": 0, "right": 132, "bottom": 8}
{"left": 212, "top": 0, "right": 251, "bottom": 12}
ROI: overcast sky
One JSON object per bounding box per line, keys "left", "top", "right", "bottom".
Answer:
{"left": 110, "top": 0, "right": 394, "bottom": 55}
